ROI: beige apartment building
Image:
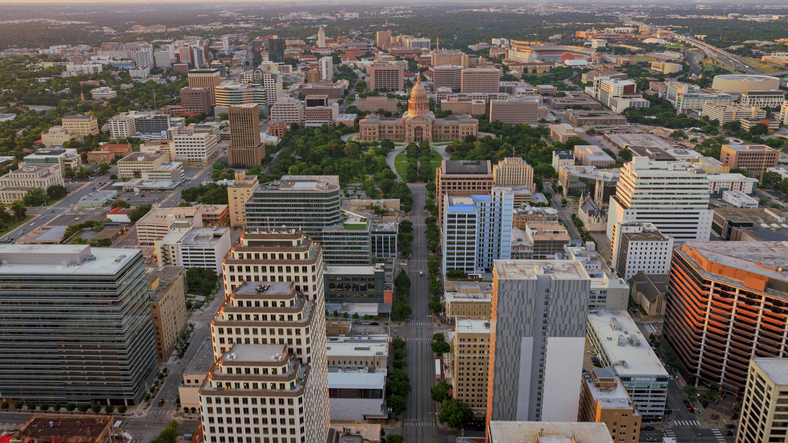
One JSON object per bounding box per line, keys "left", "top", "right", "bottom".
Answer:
{"left": 493, "top": 157, "right": 534, "bottom": 190}
{"left": 368, "top": 63, "right": 405, "bottom": 92}
{"left": 136, "top": 205, "right": 229, "bottom": 245}
{"left": 720, "top": 144, "right": 779, "bottom": 174}
{"left": 147, "top": 266, "right": 187, "bottom": 362}
{"left": 61, "top": 114, "right": 99, "bottom": 136}
{"left": 579, "top": 368, "right": 642, "bottom": 443}
{"left": 551, "top": 123, "right": 586, "bottom": 143}
{"left": 451, "top": 319, "right": 491, "bottom": 416}
{"left": 435, "top": 160, "right": 494, "bottom": 224}
{"left": 489, "top": 99, "right": 538, "bottom": 125}
{"left": 701, "top": 104, "right": 766, "bottom": 125}
{"left": 0, "top": 163, "right": 64, "bottom": 204}
{"left": 269, "top": 98, "right": 305, "bottom": 125}
{"left": 441, "top": 98, "right": 486, "bottom": 115}
{"left": 187, "top": 68, "right": 221, "bottom": 106}
{"left": 356, "top": 96, "right": 399, "bottom": 113}
{"left": 526, "top": 221, "right": 571, "bottom": 259}
{"left": 227, "top": 171, "right": 259, "bottom": 229}
{"left": 432, "top": 50, "right": 470, "bottom": 68}
{"left": 433, "top": 65, "right": 464, "bottom": 90}
{"left": 178, "top": 338, "right": 214, "bottom": 414}
{"left": 41, "top": 126, "right": 76, "bottom": 147}
{"left": 445, "top": 291, "right": 492, "bottom": 321}
{"left": 117, "top": 151, "right": 169, "bottom": 178}
{"left": 460, "top": 68, "right": 501, "bottom": 94}
{"left": 737, "top": 358, "right": 788, "bottom": 443}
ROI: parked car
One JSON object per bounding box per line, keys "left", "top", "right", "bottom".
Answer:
{"left": 158, "top": 399, "right": 165, "bottom": 407}
{"left": 370, "top": 322, "right": 380, "bottom": 326}
{"left": 725, "top": 431, "right": 735, "bottom": 436}
{"left": 725, "top": 425, "right": 736, "bottom": 429}
{"left": 646, "top": 438, "right": 658, "bottom": 442}
{"left": 644, "top": 426, "right": 655, "bottom": 431}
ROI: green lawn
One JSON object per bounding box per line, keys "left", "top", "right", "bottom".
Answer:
{"left": 0, "top": 215, "right": 34, "bottom": 239}
{"left": 395, "top": 152, "right": 414, "bottom": 176}
{"left": 425, "top": 152, "right": 443, "bottom": 174}
{"left": 630, "top": 56, "right": 657, "bottom": 61}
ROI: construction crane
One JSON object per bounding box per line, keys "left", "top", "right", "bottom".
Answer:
{"left": 25, "top": 29, "right": 44, "bottom": 50}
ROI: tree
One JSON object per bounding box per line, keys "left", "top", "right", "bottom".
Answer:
{"left": 110, "top": 174, "right": 117, "bottom": 180}
{"left": 46, "top": 184, "right": 68, "bottom": 200}
{"left": 684, "top": 385, "right": 698, "bottom": 398}
{"left": 10, "top": 200, "right": 26, "bottom": 221}
{"left": 14, "top": 402, "right": 22, "bottom": 410}
{"left": 762, "top": 171, "right": 783, "bottom": 187}
{"left": 438, "top": 399, "right": 474, "bottom": 429}
{"left": 750, "top": 123, "right": 768, "bottom": 136}
{"left": 387, "top": 436, "right": 405, "bottom": 443}
{"left": 78, "top": 404, "right": 90, "bottom": 412}
{"left": 66, "top": 403, "right": 76, "bottom": 411}
{"left": 118, "top": 405, "right": 128, "bottom": 414}
{"left": 151, "top": 421, "right": 180, "bottom": 443}
{"left": 400, "top": 220, "right": 413, "bottom": 233}
{"left": 129, "top": 204, "right": 152, "bottom": 223}
{"left": 22, "top": 187, "right": 46, "bottom": 206}
{"left": 387, "top": 369, "right": 411, "bottom": 397}
{"left": 92, "top": 404, "right": 102, "bottom": 413}
{"left": 431, "top": 381, "right": 451, "bottom": 403}
{"left": 0, "top": 402, "right": 7, "bottom": 410}
{"left": 431, "top": 340, "right": 451, "bottom": 356}
{"left": 40, "top": 402, "right": 49, "bottom": 411}
{"left": 387, "top": 395, "right": 407, "bottom": 416}
{"left": 97, "top": 163, "right": 110, "bottom": 175}
{"left": 105, "top": 404, "right": 115, "bottom": 414}
{"left": 392, "top": 301, "right": 412, "bottom": 319}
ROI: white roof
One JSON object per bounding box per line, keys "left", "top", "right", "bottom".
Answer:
{"left": 328, "top": 372, "right": 385, "bottom": 389}
{"left": 588, "top": 310, "right": 668, "bottom": 377}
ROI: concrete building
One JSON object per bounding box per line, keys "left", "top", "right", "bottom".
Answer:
{"left": 187, "top": 68, "right": 221, "bottom": 105}
{"left": 487, "top": 421, "right": 614, "bottom": 443}
{"left": 0, "top": 163, "right": 64, "bottom": 204}
{"left": 440, "top": 98, "right": 486, "bottom": 116}
{"left": 525, "top": 221, "right": 571, "bottom": 259}
{"left": 432, "top": 50, "right": 470, "bottom": 68}
{"left": 607, "top": 157, "right": 713, "bottom": 243}
{"left": 109, "top": 113, "right": 136, "bottom": 139}
{"left": 433, "top": 65, "right": 463, "bottom": 91}
{"left": 711, "top": 74, "right": 781, "bottom": 93}
{"left": 737, "top": 358, "right": 788, "bottom": 443}
{"left": 117, "top": 151, "right": 169, "bottom": 179}
{"left": 722, "top": 190, "right": 759, "bottom": 208}
{"left": 558, "top": 166, "right": 620, "bottom": 205}
{"left": 575, "top": 145, "right": 615, "bottom": 167}
{"left": 551, "top": 124, "right": 586, "bottom": 143}
{"left": 61, "top": 114, "right": 99, "bottom": 136}
{"left": 567, "top": 110, "right": 628, "bottom": 126}
{"left": 435, "top": 160, "right": 494, "bottom": 225}
{"left": 270, "top": 98, "right": 305, "bottom": 125}
{"left": 706, "top": 173, "right": 758, "bottom": 197}
{"left": 40, "top": 126, "right": 76, "bottom": 147}
{"left": 739, "top": 90, "right": 786, "bottom": 108}
{"left": 91, "top": 87, "right": 116, "bottom": 100}
{"left": 245, "top": 176, "right": 341, "bottom": 242}
{"left": 326, "top": 335, "right": 388, "bottom": 370}
{"left": 561, "top": 243, "right": 629, "bottom": 311}
{"left": 368, "top": 63, "right": 404, "bottom": 92}
{"left": 651, "top": 61, "right": 682, "bottom": 74}
{"left": 15, "top": 416, "right": 113, "bottom": 443}
{"left": 325, "top": 264, "right": 386, "bottom": 304}
{"left": 452, "top": 319, "right": 491, "bottom": 416}
{"left": 489, "top": 99, "right": 539, "bottom": 126}
{"left": 442, "top": 187, "right": 514, "bottom": 275}
{"left": 445, "top": 291, "right": 492, "bottom": 322}
{"left": 720, "top": 144, "right": 779, "bottom": 175}
{"left": 23, "top": 147, "right": 82, "bottom": 176}
{"left": 180, "top": 87, "right": 212, "bottom": 114}
{"left": 579, "top": 368, "right": 642, "bottom": 443}
{"left": 0, "top": 245, "right": 157, "bottom": 404}
{"left": 170, "top": 124, "right": 220, "bottom": 166}
{"left": 487, "top": 260, "right": 590, "bottom": 422}
{"left": 214, "top": 84, "right": 267, "bottom": 115}
{"left": 712, "top": 207, "right": 788, "bottom": 242}
{"left": 461, "top": 68, "right": 501, "bottom": 94}
{"left": 227, "top": 172, "right": 259, "bottom": 229}
{"left": 611, "top": 222, "right": 674, "bottom": 280}
{"left": 664, "top": 242, "right": 788, "bottom": 392}
{"left": 701, "top": 103, "right": 767, "bottom": 124}
{"left": 147, "top": 266, "right": 187, "bottom": 362}
{"left": 781, "top": 100, "right": 788, "bottom": 125}
{"left": 493, "top": 157, "right": 534, "bottom": 190}
{"left": 553, "top": 150, "right": 575, "bottom": 172}
{"left": 320, "top": 56, "right": 333, "bottom": 81}
{"left": 228, "top": 104, "right": 265, "bottom": 168}
{"left": 221, "top": 229, "right": 324, "bottom": 302}
{"left": 135, "top": 205, "right": 228, "bottom": 245}
{"left": 328, "top": 371, "right": 386, "bottom": 421}
{"left": 356, "top": 96, "right": 399, "bottom": 114}
{"left": 155, "top": 227, "right": 231, "bottom": 275}
{"left": 587, "top": 310, "right": 669, "bottom": 419}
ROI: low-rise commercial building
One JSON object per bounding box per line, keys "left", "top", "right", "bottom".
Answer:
{"left": 41, "top": 126, "right": 76, "bottom": 147}
{"left": 722, "top": 190, "right": 759, "bottom": 208}
{"left": 117, "top": 151, "right": 169, "bottom": 178}
{"left": 551, "top": 123, "right": 586, "bottom": 143}
{"left": 567, "top": 110, "right": 628, "bottom": 126}
{"left": 489, "top": 98, "right": 538, "bottom": 125}
{"left": 525, "top": 221, "right": 570, "bottom": 259}
{"left": 445, "top": 291, "right": 492, "bottom": 321}
{"left": 701, "top": 103, "right": 767, "bottom": 124}
{"left": 136, "top": 205, "right": 229, "bottom": 245}
{"left": 178, "top": 338, "right": 214, "bottom": 414}
{"left": 328, "top": 372, "right": 386, "bottom": 421}
{"left": 0, "top": 163, "right": 64, "bottom": 204}
{"left": 61, "top": 114, "right": 99, "bottom": 136}
{"left": 326, "top": 335, "right": 388, "bottom": 370}
{"left": 574, "top": 145, "right": 615, "bottom": 167}
{"left": 325, "top": 264, "right": 386, "bottom": 304}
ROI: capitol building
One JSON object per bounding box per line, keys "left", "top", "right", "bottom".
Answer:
{"left": 358, "top": 78, "right": 479, "bottom": 143}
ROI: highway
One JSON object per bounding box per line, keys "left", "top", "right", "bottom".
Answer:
{"left": 677, "top": 36, "right": 765, "bottom": 75}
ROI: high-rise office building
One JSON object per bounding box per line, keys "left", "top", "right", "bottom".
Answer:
{"left": 737, "top": 358, "right": 788, "bottom": 443}
{"left": 664, "top": 241, "right": 788, "bottom": 392}
{"left": 319, "top": 57, "right": 333, "bottom": 81}
{"left": 180, "top": 87, "right": 212, "bottom": 114}
{"left": 147, "top": 266, "right": 188, "bottom": 362}
{"left": 433, "top": 65, "right": 463, "bottom": 91}
{"left": 270, "top": 98, "right": 305, "bottom": 126}
{"left": 214, "top": 84, "right": 268, "bottom": 115}
{"left": 188, "top": 68, "right": 221, "bottom": 106}
{"left": 376, "top": 30, "right": 392, "bottom": 49}
{"left": 227, "top": 172, "right": 259, "bottom": 229}
{"left": 435, "top": 160, "right": 494, "bottom": 225}
{"left": 607, "top": 157, "right": 712, "bottom": 243}
{"left": 487, "top": 260, "right": 590, "bottom": 423}
{"left": 461, "top": 68, "right": 501, "bottom": 94}
{"left": 268, "top": 38, "right": 286, "bottom": 63}
{"left": 170, "top": 124, "right": 220, "bottom": 166}
{"left": 368, "top": 63, "right": 405, "bottom": 92}
{"left": 245, "top": 176, "right": 342, "bottom": 242}
{"left": 493, "top": 157, "right": 534, "bottom": 190}
{"left": 262, "top": 71, "right": 284, "bottom": 109}
{"left": 228, "top": 104, "right": 265, "bottom": 167}
{"left": 0, "top": 245, "right": 157, "bottom": 404}
{"left": 442, "top": 186, "right": 513, "bottom": 275}
{"left": 61, "top": 114, "right": 99, "bottom": 136}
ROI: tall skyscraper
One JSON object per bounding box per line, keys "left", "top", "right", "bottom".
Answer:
{"left": 188, "top": 68, "right": 221, "bottom": 106}
{"left": 487, "top": 260, "right": 590, "bottom": 423}
{"left": 268, "top": 38, "right": 286, "bottom": 63}
{"left": 262, "top": 70, "right": 284, "bottom": 108}
{"left": 737, "top": 358, "right": 788, "bottom": 443}
{"left": 317, "top": 25, "right": 326, "bottom": 48}
{"left": 228, "top": 104, "right": 265, "bottom": 167}
{"left": 607, "top": 157, "right": 712, "bottom": 243}
{"left": 245, "top": 176, "right": 341, "bottom": 242}
{"left": 664, "top": 241, "right": 788, "bottom": 392}
{"left": 435, "top": 160, "right": 494, "bottom": 225}
{"left": 376, "top": 30, "right": 392, "bottom": 49}
{"left": 0, "top": 245, "right": 157, "bottom": 404}
{"left": 319, "top": 57, "right": 333, "bottom": 81}
{"left": 201, "top": 230, "right": 330, "bottom": 443}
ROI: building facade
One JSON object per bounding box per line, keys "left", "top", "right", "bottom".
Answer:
{"left": 435, "top": 160, "right": 494, "bottom": 225}
{"left": 737, "top": 358, "right": 788, "bottom": 443}
{"left": 61, "top": 114, "right": 99, "bottom": 136}
{"left": 188, "top": 68, "right": 221, "bottom": 106}
{"left": 578, "top": 368, "right": 642, "bottom": 443}
{"left": 720, "top": 144, "right": 779, "bottom": 175}
{"left": 147, "top": 266, "right": 188, "bottom": 362}
{"left": 228, "top": 172, "right": 259, "bottom": 229}
{"left": 452, "top": 320, "right": 491, "bottom": 416}
{"left": 611, "top": 222, "right": 674, "bottom": 280}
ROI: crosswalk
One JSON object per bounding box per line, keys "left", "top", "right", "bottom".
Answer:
{"left": 712, "top": 429, "right": 726, "bottom": 443}
{"left": 406, "top": 322, "right": 432, "bottom": 326}
{"left": 403, "top": 419, "right": 435, "bottom": 427}
{"left": 674, "top": 420, "right": 701, "bottom": 426}
{"left": 148, "top": 409, "right": 171, "bottom": 416}
{"left": 405, "top": 337, "right": 433, "bottom": 342}
{"left": 664, "top": 429, "right": 676, "bottom": 439}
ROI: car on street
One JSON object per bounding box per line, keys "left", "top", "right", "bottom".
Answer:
{"left": 646, "top": 438, "right": 658, "bottom": 442}
{"left": 643, "top": 426, "right": 655, "bottom": 431}
{"left": 725, "top": 425, "right": 736, "bottom": 429}
{"left": 370, "top": 322, "right": 380, "bottom": 326}
{"left": 158, "top": 399, "right": 165, "bottom": 407}
{"left": 419, "top": 271, "right": 423, "bottom": 276}
{"left": 725, "top": 431, "right": 735, "bottom": 436}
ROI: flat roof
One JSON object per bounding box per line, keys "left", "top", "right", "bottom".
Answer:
{"left": 223, "top": 343, "right": 287, "bottom": 363}
{"left": 679, "top": 241, "right": 788, "bottom": 291}
{"left": 442, "top": 160, "right": 491, "bottom": 175}
{"left": 487, "top": 422, "right": 613, "bottom": 443}
{"left": 0, "top": 245, "right": 140, "bottom": 275}
{"left": 234, "top": 280, "right": 294, "bottom": 297}
{"left": 326, "top": 340, "right": 388, "bottom": 357}
{"left": 455, "top": 319, "right": 490, "bottom": 334}
{"left": 722, "top": 144, "right": 774, "bottom": 152}
{"left": 444, "top": 292, "right": 492, "bottom": 302}
{"left": 182, "top": 227, "right": 229, "bottom": 245}
{"left": 753, "top": 358, "right": 788, "bottom": 386}
{"left": 582, "top": 372, "right": 638, "bottom": 412}
{"left": 494, "top": 260, "right": 589, "bottom": 281}
{"left": 328, "top": 372, "right": 385, "bottom": 389}
{"left": 18, "top": 416, "right": 112, "bottom": 442}
{"left": 326, "top": 265, "right": 378, "bottom": 275}
{"left": 587, "top": 310, "right": 668, "bottom": 377}
{"left": 185, "top": 337, "right": 216, "bottom": 375}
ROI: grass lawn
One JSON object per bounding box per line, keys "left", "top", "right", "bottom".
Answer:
{"left": 0, "top": 215, "right": 34, "bottom": 239}
{"left": 425, "top": 152, "right": 443, "bottom": 174}
{"left": 630, "top": 56, "right": 657, "bottom": 61}
{"left": 394, "top": 152, "right": 413, "bottom": 176}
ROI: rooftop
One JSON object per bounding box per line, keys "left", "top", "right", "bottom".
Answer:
{"left": 326, "top": 340, "right": 388, "bottom": 357}
{"left": 587, "top": 310, "right": 668, "bottom": 377}
{"left": 455, "top": 319, "right": 491, "bottom": 334}
{"left": 679, "top": 242, "right": 788, "bottom": 294}
{"left": 182, "top": 227, "right": 229, "bottom": 245}
{"left": 0, "top": 245, "right": 140, "bottom": 276}
{"left": 582, "top": 371, "right": 638, "bottom": 412}
{"left": 722, "top": 144, "right": 774, "bottom": 152}
{"left": 17, "top": 416, "right": 113, "bottom": 443}
{"left": 494, "top": 260, "right": 589, "bottom": 281}
{"left": 328, "top": 372, "right": 385, "bottom": 389}
{"left": 752, "top": 358, "right": 788, "bottom": 386}
{"left": 233, "top": 281, "right": 295, "bottom": 298}
{"left": 258, "top": 175, "right": 340, "bottom": 192}
{"left": 222, "top": 343, "right": 288, "bottom": 364}
{"left": 185, "top": 337, "right": 216, "bottom": 375}
{"left": 487, "top": 421, "right": 613, "bottom": 443}
{"left": 326, "top": 265, "right": 379, "bottom": 276}
{"left": 444, "top": 291, "right": 492, "bottom": 302}
{"left": 442, "top": 160, "right": 492, "bottom": 175}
